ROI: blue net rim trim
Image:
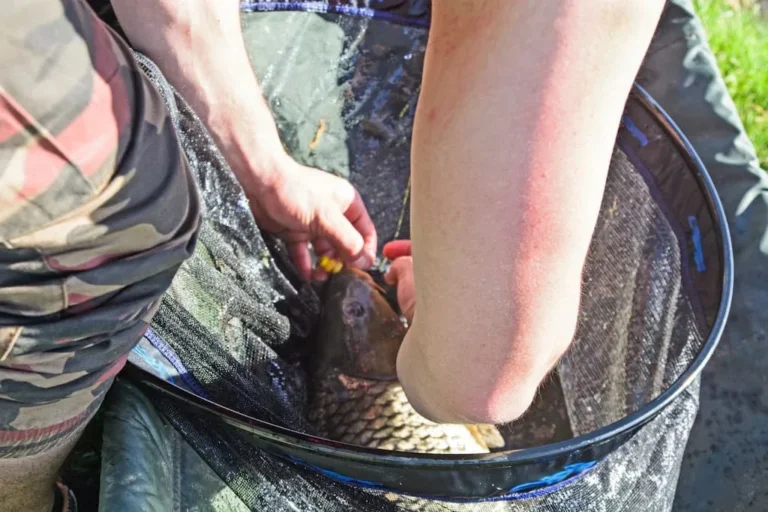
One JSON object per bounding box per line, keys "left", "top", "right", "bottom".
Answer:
{"left": 240, "top": 1, "right": 431, "bottom": 28}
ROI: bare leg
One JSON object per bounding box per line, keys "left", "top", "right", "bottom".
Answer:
{"left": 0, "top": 431, "right": 83, "bottom": 512}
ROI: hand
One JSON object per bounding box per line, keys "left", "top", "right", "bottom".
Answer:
{"left": 383, "top": 240, "right": 416, "bottom": 323}
{"left": 110, "top": 0, "right": 377, "bottom": 282}
{"left": 246, "top": 154, "right": 377, "bottom": 281}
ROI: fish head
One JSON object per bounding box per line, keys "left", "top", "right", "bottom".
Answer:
{"left": 312, "top": 267, "right": 407, "bottom": 381}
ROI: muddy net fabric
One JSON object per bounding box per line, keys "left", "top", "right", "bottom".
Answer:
{"left": 101, "top": 4, "right": 728, "bottom": 511}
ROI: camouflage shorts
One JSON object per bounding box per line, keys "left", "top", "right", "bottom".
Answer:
{"left": 0, "top": 0, "right": 201, "bottom": 457}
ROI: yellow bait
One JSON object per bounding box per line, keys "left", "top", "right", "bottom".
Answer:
{"left": 317, "top": 255, "right": 344, "bottom": 274}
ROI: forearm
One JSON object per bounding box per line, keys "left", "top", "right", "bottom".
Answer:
{"left": 398, "top": 0, "right": 666, "bottom": 424}
{"left": 110, "top": 0, "right": 285, "bottom": 192}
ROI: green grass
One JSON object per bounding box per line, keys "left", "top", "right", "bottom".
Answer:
{"left": 695, "top": 0, "right": 768, "bottom": 170}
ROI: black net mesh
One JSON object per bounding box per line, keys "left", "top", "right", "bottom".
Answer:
{"left": 123, "top": 5, "right": 723, "bottom": 511}
{"left": 560, "top": 148, "right": 706, "bottom": 436}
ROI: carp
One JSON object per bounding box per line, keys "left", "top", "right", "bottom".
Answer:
{"left": 307, "top": 267, "right": 504, "bottom": 455}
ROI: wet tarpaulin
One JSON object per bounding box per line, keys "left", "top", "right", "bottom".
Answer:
{"left": 91, "top": 2, "right": 750, "bottom": 511}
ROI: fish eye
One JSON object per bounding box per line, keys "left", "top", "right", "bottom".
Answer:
{"left": 345, "top": 302, "right": 366, "bottom": 318}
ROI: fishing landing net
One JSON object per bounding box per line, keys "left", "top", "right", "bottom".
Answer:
{"left": 120, "top": 4, "right": 730, "bottom": 511}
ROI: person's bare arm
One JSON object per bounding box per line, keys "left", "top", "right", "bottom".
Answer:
{"left": 110, "top": 0, "right": 377, "bottom": 279}
{"left": 396, "top": 0, "right": 667, "bottom": 424}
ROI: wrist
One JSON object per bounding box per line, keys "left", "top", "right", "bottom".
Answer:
{"left": 223, "top": 135, "right": 291, "bottom": 197}
{"left": 162, "top": 38, "right": 290, "bottom": 194}
{"left": 114, "top": 0, "right": 290, "bottom": 193}
{"left": 175, "top": 66, "right": 289, "bottom": 196}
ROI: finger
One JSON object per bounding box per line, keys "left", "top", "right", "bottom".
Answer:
{"left": 317, "top": 208, "right": 366, "bottom": 265}
{"left": 383, "top": 240, "right": 412, "bottom": 260}
{"left": 344, "top": 191, "right": 377, "bottom": 269}
{"left": 383, "top": 269, "right": 397, "bottom": 286}
{"left": 288, "top": 241, "right": 312, "bottom": 281}
{"left": 310, "top": 239, "right": 334, "bottom": 281}
{"left": 384, "top": 255, "right": 413, "bottom": 285}
{"left": 385, "top": 256, "right": 416, "bottom": 323}
{"left": 279, "top": 230, "right": 313, "bottom": 243}
{"left": 312, "top": 239, "right": 334, "bottom": 258}
{"left": 311, "top": 267, "right": 329, "bottom": 281}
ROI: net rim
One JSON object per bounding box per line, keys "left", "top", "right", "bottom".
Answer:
{"left": 124, "top": 82, "right": 734, "bottom": 469}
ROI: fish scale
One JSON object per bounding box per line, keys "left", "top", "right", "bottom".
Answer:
{"left": 309, "top": 374, "right": 493, "bottom": 455}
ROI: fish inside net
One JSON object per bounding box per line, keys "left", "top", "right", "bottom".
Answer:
{"left": 121, "top": 6, "right": 721, "bottom": 512}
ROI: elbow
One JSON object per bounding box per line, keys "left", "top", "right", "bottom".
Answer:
{"left": 444, "top": 345, "right": 569, "bottom": 425}
{"left": 444, "top": 329, "right": 575, "bottom": 425}
{"left": 399, "top": 330, "right": 572, "bottom": 426}
{"left": 448, "top": 381, "right": 540, "bottom": 426}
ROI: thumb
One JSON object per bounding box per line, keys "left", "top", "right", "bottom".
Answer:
{"left": 287, "top": 241, "right": 312, "bottom": 281}
{"left": 383, "top": 240, "right": 412, "bottom": 260}
{"left": 384, "top": 256, "right": 413, "bottom": 286}
{"left": 317, "top": 208, "right": 368, "bottom": 266}
{"left": 385, "top": 256, "right": 415, "bottom": 323}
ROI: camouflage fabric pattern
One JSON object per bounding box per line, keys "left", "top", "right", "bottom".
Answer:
{"left": 0, "top": 0, "right": 201, "bottom": 457}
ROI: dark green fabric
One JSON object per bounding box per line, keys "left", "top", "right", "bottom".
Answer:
{"left": 99, "top": 380, "right": 177, "bottom": 511}
{"left": 99, "top": 379, "right": 251, "bottom": 511}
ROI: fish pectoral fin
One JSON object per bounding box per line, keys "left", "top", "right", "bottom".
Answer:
{"left": 466, "top": 424, "right": 506, "bottom": 451}
{"left": 464, "top": 425, "right": 489, "bottom": 452}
